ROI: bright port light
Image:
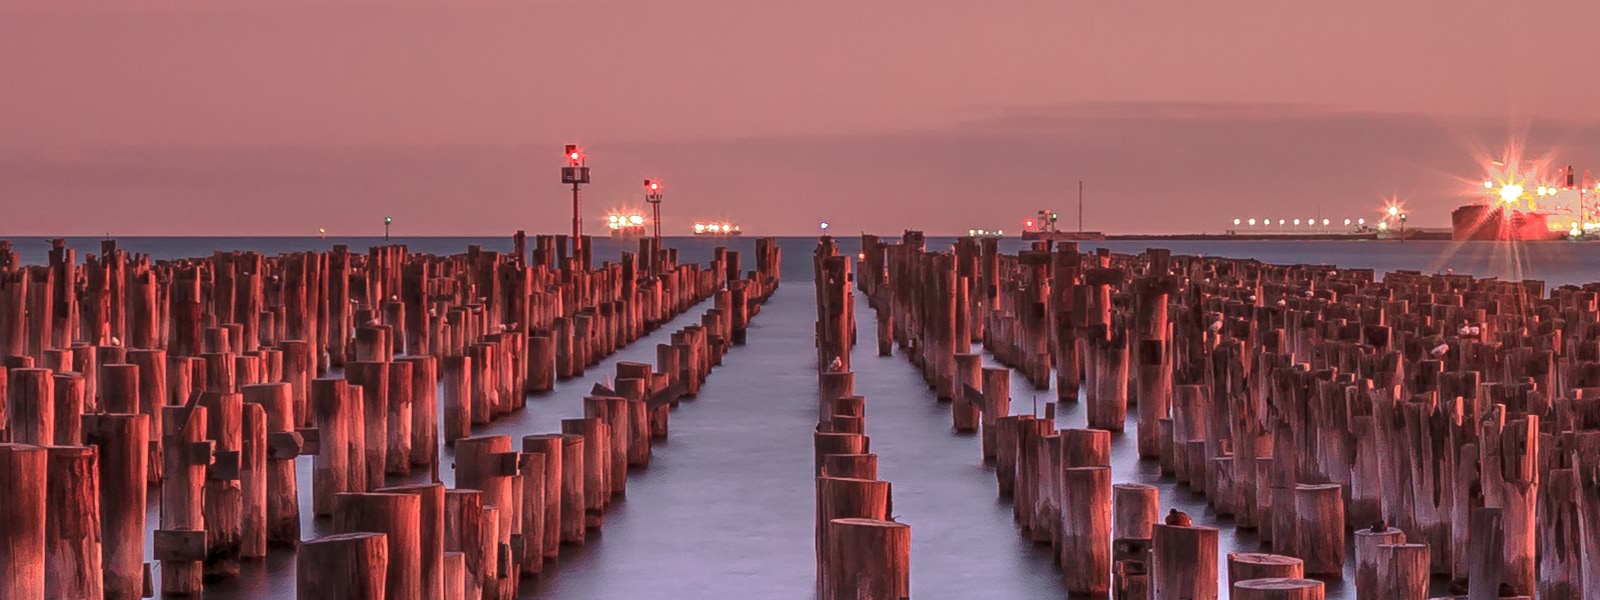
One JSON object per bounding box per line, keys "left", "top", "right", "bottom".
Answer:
{"left": 1293, "top": 219, "right": 1301, "bottom": 226}
{"left": 820, "top": 221, "right": 830, "bottom": 231}
{"left": 1537, "top": 186, "right": 1548, "bottom": 195}
{"left": 1233, "top": 218, "right": 1241, "bottom": 226}
{"left": 1343, "top": 219, "right": 1351, "bottom": 226}
{"left": 1484, "top": 181, "right": 1495, "bottom": 189}
{"left": 1358, "top": 218, "right": 1366, "bottom": 225}
{"left": 693, "top": 223, "right": 705, "bottom": 233}
{"left": 1499, "top": 183, "right": 1523, "bottom": 203}
{"left": 629, "top": 215, "right": 643, "bottom": 225}
{"left": 1322, "top": 219, "right": 1330, "bottom": 226}
{"left": 969, "top": 229, "right": 977, "bottom": 236}
{"left": 1248, "top": 218, "right": 1257, "bottom": 226}
{"left": 1387, "top": 205, "right": 1400, "bottom": 217}
{"left": 1378, "top": 221, "right": 1389, "bottom": 231}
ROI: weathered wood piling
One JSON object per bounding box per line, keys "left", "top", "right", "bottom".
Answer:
{"left": 0, "top": 234, "right": 780, "bottom": 597}
{"left": 855, "top": 230, "right": 1600, "bottom": 597}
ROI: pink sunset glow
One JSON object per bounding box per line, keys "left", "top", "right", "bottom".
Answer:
{"left": 3, "top": 1, "right": 1599, "bottom": 236}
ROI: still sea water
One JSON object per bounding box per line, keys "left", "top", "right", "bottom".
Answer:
{"left": 9, "top": 236, "right": 1596, "bottom": 598}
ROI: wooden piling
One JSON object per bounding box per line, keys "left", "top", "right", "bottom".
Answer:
{"left": 1152, "top": 523, "right": 1219, "bottom": 600}
{"left": 1061, "top": 465, "right": 1112, "bottom": 595}
{"left": 334, "top": 492, "right": 422, "bottom": 600}
{"left": 521, "top": 434, "right": 563, "bottom": 561}
{"left": 822, "top": 518, "right": 909, "bottom": 600}
{"left": 82, "top": 413, "right": 147, "bottom": 597}
{"left": 0, "top": 444, "right": 46, "bottom": 600}
{"left": 296, "top": 532, "right": 388, "bottom": 600}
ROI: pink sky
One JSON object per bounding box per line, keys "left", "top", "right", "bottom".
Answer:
{"left": 4, "top": 1, "right": 1599, "bottom": 235}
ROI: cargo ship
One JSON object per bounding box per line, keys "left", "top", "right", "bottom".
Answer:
{"left": 1451, "top": 156, "right": 1596, "bottom": 241}
{"left": 693, "top": 222, "right": 742, "bottom": 237}
{"left": 607, "top": 211, "right": 648, "bottom": 239}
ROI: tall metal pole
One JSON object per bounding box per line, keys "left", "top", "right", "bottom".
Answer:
{"left": 652, "top": 201, "right": 661, "bottom": 240}
{"left": 1078, "top": 180, "right": 1084, "bottom": 233}
{"left": 572, "top": 181, "right": 582, "bottom": 255}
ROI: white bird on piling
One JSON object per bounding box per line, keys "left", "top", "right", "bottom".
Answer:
{"left": 826, "top": 356, "right": 844, "bottom": 372}
{"left": 1276, "top": 299, "right": 1287, "bottom": 307}
{"left": 1431, "top": 343, "right": 1449, "bottom": 357}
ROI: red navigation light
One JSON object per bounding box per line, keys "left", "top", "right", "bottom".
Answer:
{"left": 565, "top": 144, "right": 583, "bottom": 165}
{"left": 645, "top": 179, "right": 660, "bottom": 191}
{"left": 1025, "top": 219, "right": 1035, "bottom": 228}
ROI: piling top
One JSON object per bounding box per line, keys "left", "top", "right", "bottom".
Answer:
{"left": 306, "top": 531, "right": 388, "bottom": 545}
{"left": 1233, "top": 577, "right": 1323, "bottom": 591}
{"left": 828, "top": 517, "right": 908, "bottom": 530}
{"left": 1112, "top": 482, "right": 1157, "bottom": 492}
{"left": 1228, "top": 553, "right": 1303, "bottom": 567}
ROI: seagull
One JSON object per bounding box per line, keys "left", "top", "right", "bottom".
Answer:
{"left": 1276, "top": 299, "right": 1287, "bottom": 307}
{"left": 1165, "top": 509, "right": 1192, "bottom": 527}
{"left": 1430, "top": 343, "right": 1449, "bottom": 357}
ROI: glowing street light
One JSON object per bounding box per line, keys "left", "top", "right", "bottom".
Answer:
{"left": 820, "top": 221, "right": 830, "bottom": 233}
{"left": 385, "top": 216, "right": 392, "bottom": 241}
{"left": 1387, "top": 205, "right": 1400, "bottom": 217}
{"left": 1378, "top": 221, "right": 1389, "bottom": 231}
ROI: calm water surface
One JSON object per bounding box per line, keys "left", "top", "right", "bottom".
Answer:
{"left": 12, "top": 236, "right": 1580, "bottom": 598}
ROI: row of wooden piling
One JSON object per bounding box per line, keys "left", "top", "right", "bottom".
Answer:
{"left": 0, "top": 234, "right": 780, "bottom": 599}
{"left": 293, "top": 242, "right": 781, "bottom": 599}
{"left": 812, "top": 237, "right": 911, "bottom": 600}
{"left": 855, "top": 231, "right": 1600, "bottom": 599}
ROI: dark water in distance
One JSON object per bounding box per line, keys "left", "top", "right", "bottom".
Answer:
{"left": 9, "top": 236, "right": 1588, "bottom": 598}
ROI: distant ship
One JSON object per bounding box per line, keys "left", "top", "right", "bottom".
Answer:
{"left": 1451, "top": 158, "right": 1594, "bottom": 241}
{"left": 1020, "top": 209, "right": 1104, "bottom": 241}
{"left": 693, "top": 222, "right": 742, "bottom": 237}
{"left": 607, "top": 211, "right": 648, "bottom": 239}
